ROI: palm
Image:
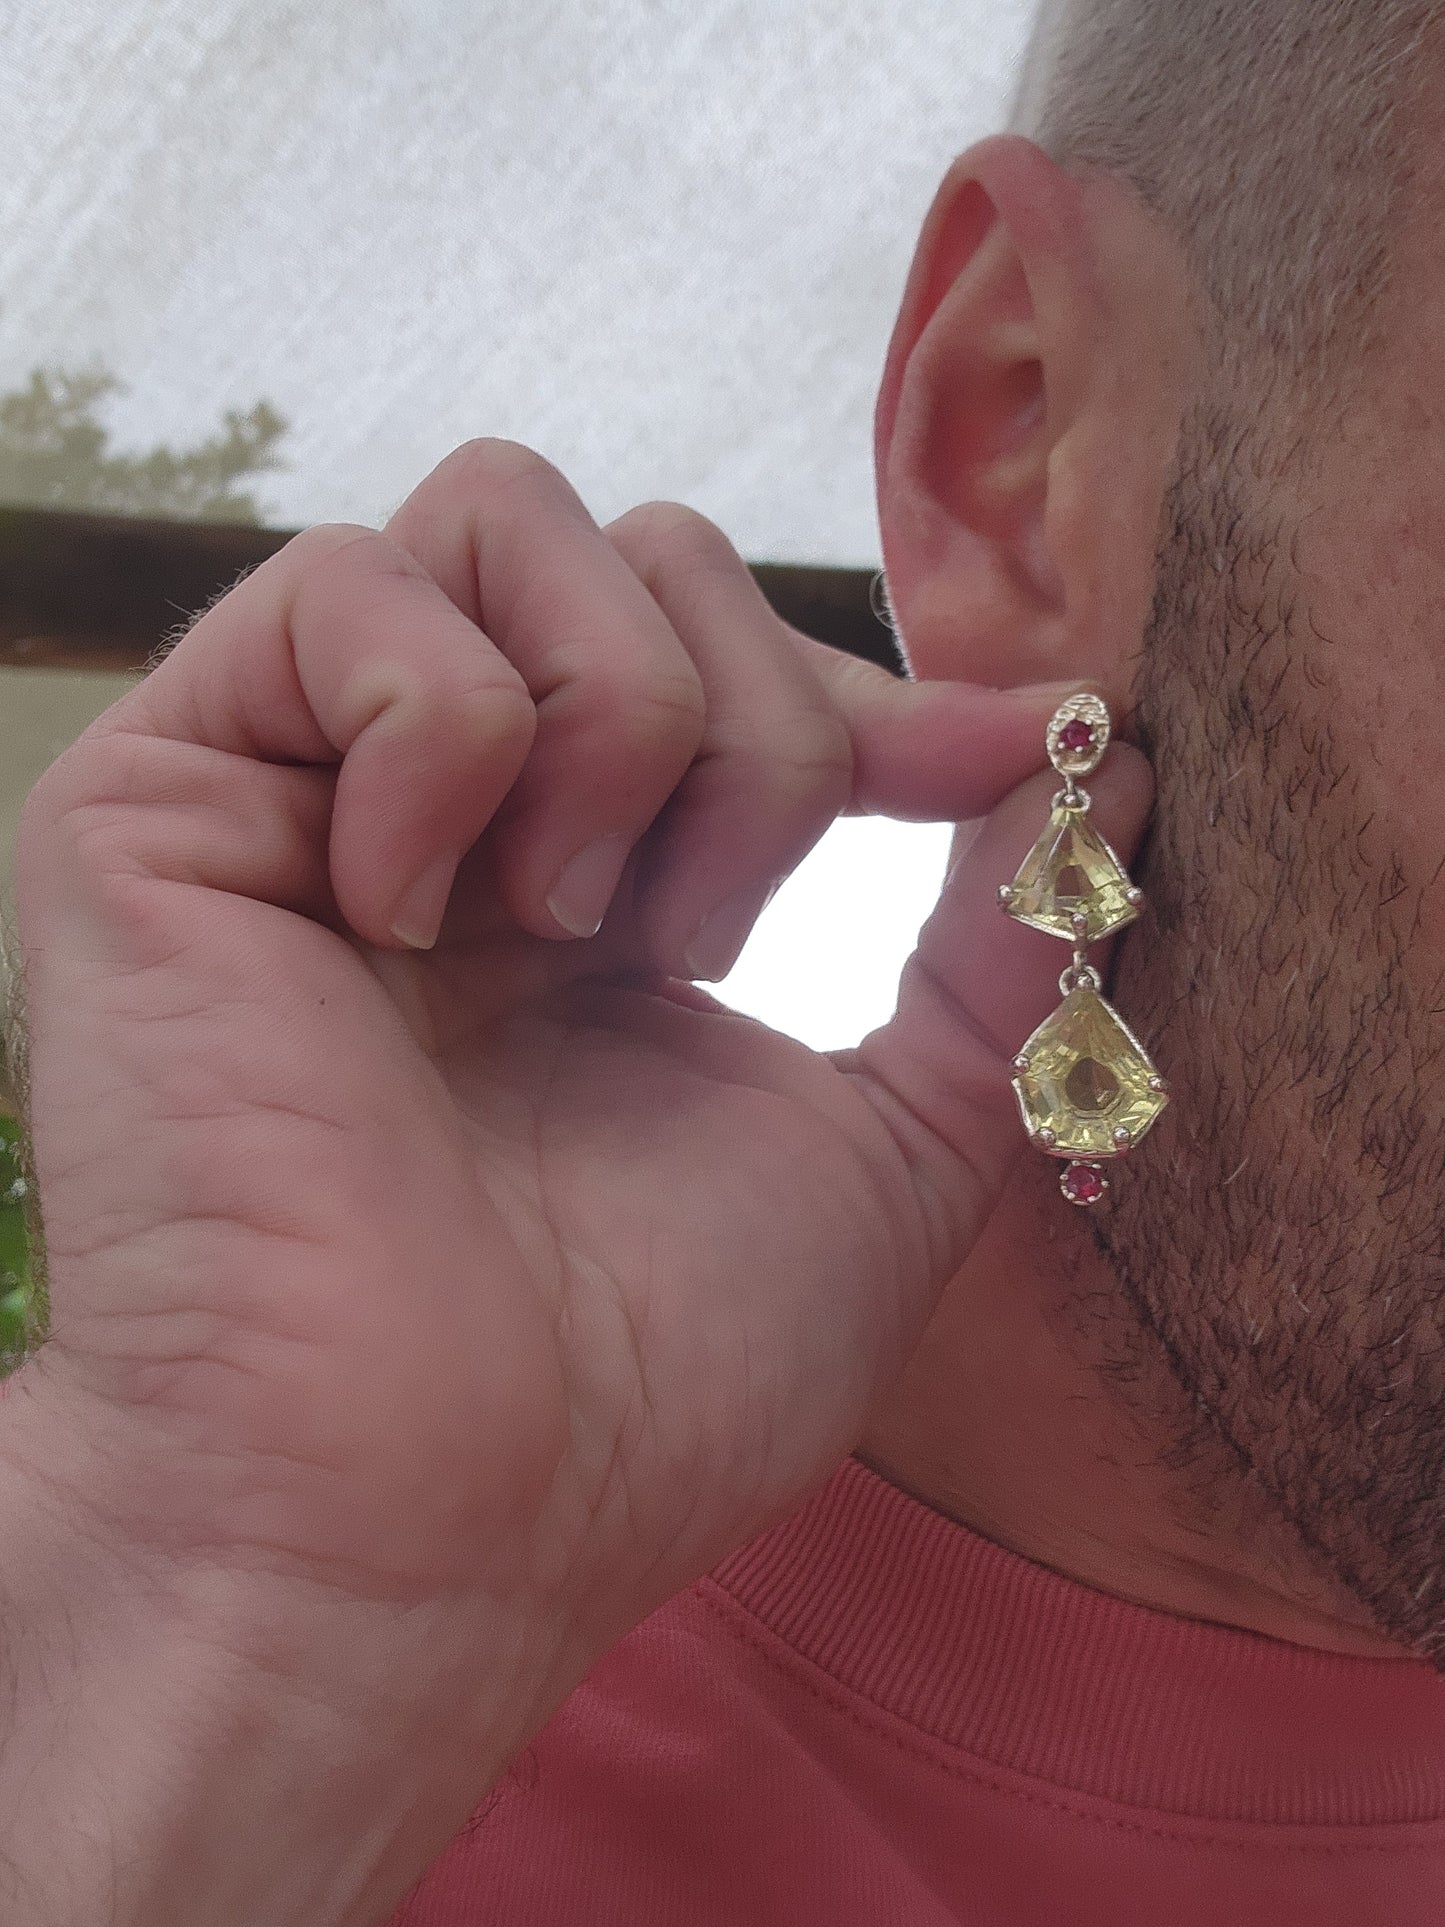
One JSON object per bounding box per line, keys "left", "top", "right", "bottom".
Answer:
{"left": 16, "top": 752, "right": 952, "bottom": 1652}
{"left": 162, "top": 857, "right": 937, "bottom": 1647}
{"left": 435, "top": 970, "right": 921, "bottom": 1625}
{"left": 11, "top": 627, "right": 1137, "bottom": 1671}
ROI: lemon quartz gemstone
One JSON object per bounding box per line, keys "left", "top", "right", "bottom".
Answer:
{"left": 1004, "top": 802, "right": 1140, "bottom": 945}
{"left": 1012, "top": 984, "right": 1169, "bottom": 1160}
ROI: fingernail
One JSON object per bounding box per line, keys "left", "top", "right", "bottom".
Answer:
{"left": 391, "top": 849, "right": 461, "bottom": 951}
{"left": 546, "top": 833, "right": 633, "bottom": 938}
{"left": 684, "top": 881, "right": 778, "bottom": 983}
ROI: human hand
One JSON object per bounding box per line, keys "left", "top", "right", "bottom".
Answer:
{"left": 0, "top": 441, "right": 1152, "bottom": 1925}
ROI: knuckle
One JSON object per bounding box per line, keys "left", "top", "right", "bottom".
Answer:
{"left": 718, "top": 705, "right": 854, "bottom": 808}
{"left": 572, "top": 663, "right": 708, "bottom": 762}
{"left": 18, "top": 728, "right": 162, "bottom": 885}
{"left": 434, "top": 437, "right": 574, "bottom": 512}
{"left": 612, "top": 501, "right": 740, "bottom": 579}
{"left": 286, "top": 525, "right": 428, "bottom": 602}
{"left": 284, "top": 519, "right": 376, "bottom": 555}
{"left": 21, "top": 717, "right": 148, "bottom": 826}
{"left": 443, "top": 673, "right": 539, "bottom": 760}
{"left": 350, "top": 642, "right": 538, "bottom": 765}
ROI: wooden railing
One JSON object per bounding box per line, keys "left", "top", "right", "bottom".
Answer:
{"left": 0, "top": 505, "right": 900, "bottom": 676}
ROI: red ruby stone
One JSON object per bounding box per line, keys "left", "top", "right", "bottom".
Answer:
{"left": 1061, "top": 1162, "right": 1107, "bottom": 1206}
{"left": 1059, "top": 720, "right": 1096, "bottom": 756}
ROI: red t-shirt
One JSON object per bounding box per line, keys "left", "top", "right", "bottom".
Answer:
{"left": 392, "top": 1454, "right": 1445, "bottom": 1924}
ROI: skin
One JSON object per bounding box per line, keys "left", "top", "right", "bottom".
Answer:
{"left": 862, "top": 128, "right": 1445, "bottom": 1659}
{"left": 0, "top": 118, "right": 1434, "bottom": 1924}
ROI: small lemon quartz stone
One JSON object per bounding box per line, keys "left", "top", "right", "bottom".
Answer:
{"left": 1005, "top": 802, "right": 1140, "bottom": 945}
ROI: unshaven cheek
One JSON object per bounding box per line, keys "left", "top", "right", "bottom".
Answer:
{"left": 1292, "top": 433, "right": 1445, "bottom": 955}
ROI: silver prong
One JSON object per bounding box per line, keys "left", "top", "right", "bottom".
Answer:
{"left": 1148, "top": 1076, "right": 1168, "bottom": 1095}
{"left": 998, "top": 884, "right": 1016, "bottom": 910}
{"left": 1071, "top": 911, "right": 1089, "bottom": 940}
{"left": 1112, "top": 1126, "right": 1132, "bottom": 1151}
{"left": 1036, "top": 1127, "right": 1057, "bottom": 1149}
{"left": 1126, "top": 887, "right": 1145, "bottom": 908}
{"left": 1012, "top": 1054, "right": 1031, "bottom": 1074}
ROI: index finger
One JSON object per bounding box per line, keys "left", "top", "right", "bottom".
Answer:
{"left": 784, "top": 626, "right": 1094, "bottom": 823}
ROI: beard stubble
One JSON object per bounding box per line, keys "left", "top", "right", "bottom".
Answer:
{"left": 1090, "top": 398, "right": 1445, "bottom": 1659}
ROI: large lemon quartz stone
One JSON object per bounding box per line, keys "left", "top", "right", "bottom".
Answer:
{"left": 1012, "top": 984, "right": 1169, "bottom": 1160}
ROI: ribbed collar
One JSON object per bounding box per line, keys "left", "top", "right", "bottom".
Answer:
{"left": 706, "top": 1453, "right": 1445, "bottom": 1826}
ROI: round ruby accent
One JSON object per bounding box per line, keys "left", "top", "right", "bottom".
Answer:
{"left": 1059, "top": 720, "right": 1096, "bottom": 756}
{"left": 1061, "top": 1162, "right": 1107, "bottom": 1206}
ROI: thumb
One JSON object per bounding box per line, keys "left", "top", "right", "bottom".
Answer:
{"left": 849, "top": 737, "right": 1157, "bottom": 1252}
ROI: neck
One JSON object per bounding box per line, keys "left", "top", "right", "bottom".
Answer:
{"left": 856, "top": 1161, "right": 1407, "bottom": 1661}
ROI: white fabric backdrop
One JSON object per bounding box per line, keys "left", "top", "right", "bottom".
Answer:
{"left": 0, "top": 0, "right": 1033, "bottom": 557}
{"left": 0, "top": 0, "right": 1037, "bottom": 1046}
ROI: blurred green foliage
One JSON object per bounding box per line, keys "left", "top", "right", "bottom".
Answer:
{"left": 0, "top": 363, "right": 288, "bottom": 524}
{"left": 0, "top": 1116, "right": 31, "bottom": 1373}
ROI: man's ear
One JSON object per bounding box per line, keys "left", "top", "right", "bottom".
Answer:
{"left": 874, "top": 134, "right": 1194, "bottom": 706}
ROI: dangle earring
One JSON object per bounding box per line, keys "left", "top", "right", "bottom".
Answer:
{"left": 998, "top": 694, "right": 1169, "bottom": 1208}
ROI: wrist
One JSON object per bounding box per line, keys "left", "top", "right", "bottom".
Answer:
{"left": 0, "top": 1366, "right": 573, "bottom": 1927}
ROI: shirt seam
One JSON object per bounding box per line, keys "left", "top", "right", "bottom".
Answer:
{"left": 693, "top": 1579, "right": 1445, "bottom": 1856}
